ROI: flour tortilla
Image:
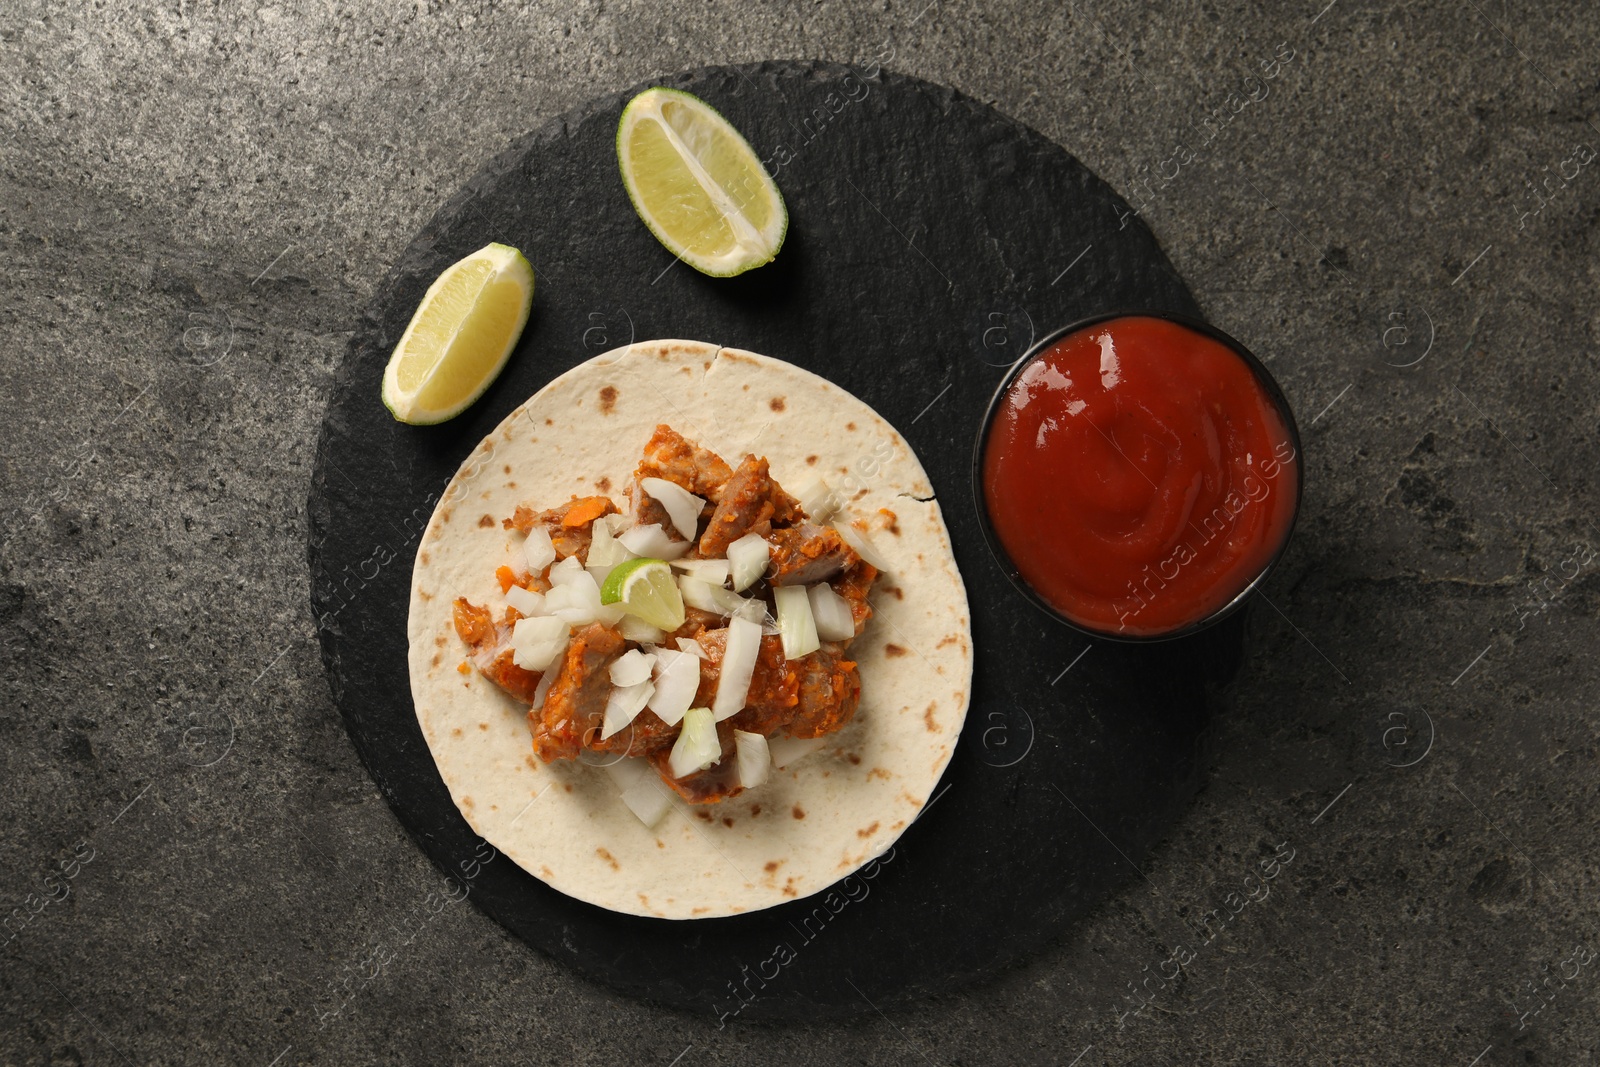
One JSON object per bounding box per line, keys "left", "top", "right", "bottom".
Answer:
{"left": 407, "top": 340, "right": 973, "bottom": 918}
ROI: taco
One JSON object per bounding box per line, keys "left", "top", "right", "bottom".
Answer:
{"left": 407, "top": 340, "right": 972, "bottom": 918}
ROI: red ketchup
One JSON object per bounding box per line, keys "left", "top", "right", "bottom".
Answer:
{"left": 981, "top": 316, "right": 1299, "bottom": 637}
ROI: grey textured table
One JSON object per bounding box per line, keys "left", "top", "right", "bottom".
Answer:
{"left": 3, "top": 2, "right": 1597, "bottom": 1064}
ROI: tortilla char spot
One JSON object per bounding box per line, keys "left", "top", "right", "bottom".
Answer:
{"left": 563, "top": 783, "right": 573, "bottom": 793}
{"left": 722, "top": 817, "right": 735, "bottom": 828}
{"left": 769, "top": 396, "right": 786, "bottom": 412}
{"left": 478, "top": 514, "right": 494, "bottom": 527}
{"left": 430, "top": 652, "right": 441, "bottom": 668}
{"left": 846, "top": 753, "right": 861, "bottom": 765}
{"left": 936, "top": 635, "right": 958, "bottom": 649}
{"left": 596, "top": 476, "right": 611, "bottom": 492}
{"left": 764, "top": 860, "right": 782, "bottom": 873}
{"left": 695, "top": 810, "right": 714, "bottom": 822}
{"left": 857, "top": 821, "right": 880, "bottom": 838}
{"left": 852, "top": 488, "right": 869, "bottom": 500}
{"left": 435, "top": 634, "right": 447, "bottom": 647}
{"left": 878, "top": 508, "right": 900, "bottom": 535}
{"left": 596, "top": 847, "right": 620, "bottom": 871}
{"left": 868, "top": 767, "right": 893, "bottom": 781}
{"left": 886, "top": 586, "right": 904, "bottom": 600}
{"left": 462, "top": 795, "right": 474, "bottom": 809}
{"left": 846, "top": 422, "right": 857, "bottom": 431}
{"left": 750, "top": 804, "right": 761, "bottom": 816}
{"left": 503, "top": 465, "right": 512, "bottom": 475}
{"left": 742, "top": 384, "right": 750, "bottom": 391}
{"left": 692, "top": 906, "right": 708, "bottom": 915}
{"left": 806, "top": 455, "right": 818, "bottom": 466}
{"left": 451, "top": 727, "right": 462, "bottom": 738}
{"left": 523, "top": 755, "right": 538, "bottom": 771}
{"left": 656, "top": 840, "right": 664, "bottom": 849}
{"left": 419, "top": 550, "right": 431, "bottom": 565}
{"left": 792, "top": 805, "right": 806, "bottom": 820}
{"left": 545, "top": 417, "right": 554, "bottom": 426}
{"left": 884, "top": 643, "right": 908, "bottom": 658}
{"left": 507, "top": 482, "right": 516, "bottom": 489}
{"left": 541, "top": 866, "right": 553, "bottom": 878}
{"left": 679, "top": 366, "right": 691, "bottom": 376}
{"left": 924, "top": 702, "right": 938, "bottom": 732}
{"left": 900, "top": 791, "right": 924, "bottom": 808}
{"left": 892, "top": 820, "right": 906, "bottom": 831}
{"left": 419, "top": 590, "right": 432, "bottom": 601}
{"left": 478, "top": 722, "right": 488, "bottom": 731}
{"left": 599, "top": 385, "right": 618, "bottom": 413}
{"left": 783, "top": 885, "right": 798, "bottom": 898}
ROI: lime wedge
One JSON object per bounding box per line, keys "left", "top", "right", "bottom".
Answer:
{"left": 600, "top": 557, "right": 687, "bottom": 632}
{"left": 381, "top": 242, "right": 534, "bottom": 425}
{"left": 617, "top": 87, "right": 787, "bottom": 277}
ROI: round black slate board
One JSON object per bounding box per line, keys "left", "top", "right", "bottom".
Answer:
{"left": 308, "top": 60, "right": 1246, "bottom": 1021}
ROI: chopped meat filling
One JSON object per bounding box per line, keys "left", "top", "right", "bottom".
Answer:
{"left": 693, "top": 627, "right": 802, "bottom": 735}
{"left": 531, "top": 623, "right": 625, "bottom": 762}
{"left": 766, "top": 523, "right": 859, "bottom": 586}
{"left": 833, "top": 560, "right": 879, "bottom": 637}
{"left": 452, "top": 597, "right": 543, "bottom": 703}
{"left": 784, "top": 644, "right": 861, "bottom": 739}
{"left": 456, "top": 425, "right": 884, "bottom": 805}
{"left": 503, "top": 495, "right": 618, "bottom": 562}
{"left": 699, "top": 455, "right": 803, "bottom": 557}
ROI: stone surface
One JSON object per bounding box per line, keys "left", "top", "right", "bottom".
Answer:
{"left": 2, "top": 1, "right": 1598, "bottom": 1064}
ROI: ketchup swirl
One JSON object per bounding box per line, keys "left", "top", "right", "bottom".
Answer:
{"left": 981, "top": 316, "right": 1298, "bottom": 636}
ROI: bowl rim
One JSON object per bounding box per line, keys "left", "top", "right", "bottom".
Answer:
{"left": 970, "top": 309, "right": 1306, "bottom": 644}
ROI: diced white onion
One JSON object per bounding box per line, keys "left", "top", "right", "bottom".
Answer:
{"left": 523, "top": 526, "right": 557, "bottom": 572}
{"left": 808, "top": 582, "right": 856, "bottom": 641}
{"left": 791, "top": 475, "right": 840, "bottom": 523}
{"left": 769, "top": 734, "right": 827, "bottom": 769}
{"left": 669, "top": 707, "right": 721, "bottom": 778}
{"left": 601, "top": 513, "right": 631, "bottom": 535}
{"left": 833, "top": 520, "right": 891, "bottom": 571}
{"left": 648, "top": 648, "right": 701, "bottom": 726}
{"left": 679, "top": 574, "right": 748, "bottom": 616}
{"left": 618, "top": 616, "right": 666, "bottom": 645}
{"left": 609, "top": 649, "right": 657, "bottom": 687}
{"left": 726, "top": 533, "right": 771, "bottom": 592}
{"left": 603, "top": 755, "right": 651, "bottom": 792}
{"left": 734, "top": 730, "right": 771, "bottom": 789}
{"left": 620, "top": 775, "right": 674, "bottom": 827}
{"left": 504, "top": 585, "right": 545, "bottom": 617}
{"left": 619, "top": 523, "right": 692, "bottom": 560}
{"left": 548, "top": 556, "right": 586, "bottom": 586}
{"left": 511, "top": 615, "right": 570, "bottom": 672}
{"left": 543, "top": 567, "right": 626, "bottom": 627}
{"left": 639, "top": 477, "right": 706, "bottom": 541}
{"left": 601, "top": 679, "right": 655, "bottom": 740}
{"left": 671, "top": 558, "right": 731, "bottom": 584}
{"left": 586, "top": 519, "right": 633, "bottom": 583}
{"left": 676, "top": 637, "right": 708, "bottom": 659}
{"left": 773, "top": 585, "right": 821, "bottom": 659}
{"left": 712, "top": 617, "right": 762, "bottom": 722}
